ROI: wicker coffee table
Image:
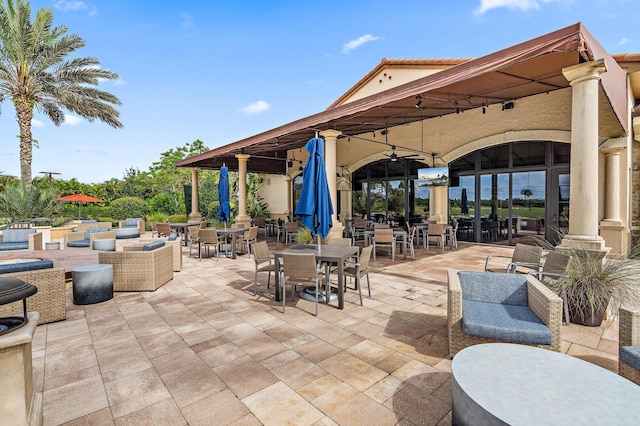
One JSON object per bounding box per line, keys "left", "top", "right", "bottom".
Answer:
{"left": 451, "top": 343, "right": 640, "bottom": 425}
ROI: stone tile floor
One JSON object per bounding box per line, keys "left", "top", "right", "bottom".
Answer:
{"left": 33, "top": 239, "right": 621, "bottom": 425}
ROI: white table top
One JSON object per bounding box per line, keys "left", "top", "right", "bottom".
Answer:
{"left": 452, "top": 343, "right": 640, "bottom": 425}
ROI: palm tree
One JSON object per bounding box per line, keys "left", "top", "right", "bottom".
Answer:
{"left": 0, "top": 0, "right": 122, "bottom": 186}
{"left": 521, "top": 188, "right": 533, "bottom": 210}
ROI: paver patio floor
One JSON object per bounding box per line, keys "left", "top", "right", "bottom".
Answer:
{"left": 33, "top": 239, "right": 621, "bottom": 425}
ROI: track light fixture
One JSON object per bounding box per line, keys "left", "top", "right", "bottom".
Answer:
{"left": 415, "top": 95, "right": 422, "bottom": 108}
{"left": 482, "top": 104, "right": 486, "bottom": 114}
{"left": 502, "top": 101, "right": 515, "bottom": 111}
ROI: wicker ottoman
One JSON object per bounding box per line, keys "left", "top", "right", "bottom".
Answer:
{"left": 72, "top": 264, "right": 113, "bottom": 305}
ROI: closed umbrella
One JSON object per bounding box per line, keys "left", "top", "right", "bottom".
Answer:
{"left": 295, "top": 137, "right": 334, "bottom": 239}
{"left": 461, "top": 188, "right": 469, "bottom": 215}
{"left": 55, "top": 194, "right": 105, "bottom": 219}
{"left": 217, "top": 164, "right": 231, "bottom": 225}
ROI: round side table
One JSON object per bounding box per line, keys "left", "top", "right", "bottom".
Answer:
{"left": 93, "top": 239, "right": 116, "bottom": 251}
{"left": 72, "top": 264, "right": 113, "bottom": 305}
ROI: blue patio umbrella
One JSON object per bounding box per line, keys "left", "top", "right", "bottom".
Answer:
{"left": 217, "top": 164, "right": 231, "bottom": 223}
{"left": 295, "top": 137, "right": 334, "bottom": 239}
{"left": 461, "top": 188, "right": 469, "bottom": 215}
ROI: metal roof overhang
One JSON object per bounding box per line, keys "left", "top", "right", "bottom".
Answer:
{"left": 177, "top": 23, "right": 628, "bottom": 174}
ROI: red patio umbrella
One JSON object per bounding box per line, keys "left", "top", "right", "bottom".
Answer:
{"left": 55, "top": 194, "right": 105, "bottom": 219}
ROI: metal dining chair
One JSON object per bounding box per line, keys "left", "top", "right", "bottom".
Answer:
{"left": 280, "top": 252, "right": 324, "bottom": 316}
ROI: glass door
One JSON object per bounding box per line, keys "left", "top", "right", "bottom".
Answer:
{"left": 548, "top": 171, "right": 570, "bottom": 244}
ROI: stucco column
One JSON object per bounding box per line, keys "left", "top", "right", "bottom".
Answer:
{"left": 320, "top": 130, "right": 344, "bottom": 238}
{"left": 189, "top": 167, "right": 202, "bottom": 220}
{"left": 235, "top": 153, "right": 251, "bottom": 227}
{"left": 559, "top": 59, "right": 607, "bottom": 251}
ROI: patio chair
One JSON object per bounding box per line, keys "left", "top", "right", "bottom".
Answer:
{"left": 342, "top": 245, "right": 373, "bottom": 306}
{"left": 528, "top": 251, "right": 571, "bottom": 325}
{"left": 251, "top": 241, "right": 278, "bottom": 296}
{"left": 199, "top": 228, "right": 223, "bottom": 260}
{"left": 281, "top": 252, "right": 324, "bottom": 316}
{"left": 485, "top": 243, "right": 542, "bottom": 274}
{"left": 402, "top": 225, "right": 417, "bottom": 258}
{"left": 447, "top": 269, "right": 562, "bottom": 358}
{"left": 240, "top": 226, "right": 258, "bottom": 256}
{"left": 187, "top": 225, "right": 200, "bottom": 258}
{"left": 150, "top": 221, "right": 159, "bottom": 237}
{"left": 426, "top": 223, "right": 446, "bottom": 250}
{"left": 156, "top": 223, "right": 172, "bottom": 238}
{"left": 447, "top": 220, "right": 459, "bottom": 249}
{"left": 253, "top": 216, "right": 268, "bottom": 238}
{"left": 326, "top": 237, "right": 352, "bottom": 246}
{"left": 284, "top": 222, "right": 299, "bottom": 245}
{"left": 200, "top": 220, "right": 208, "bottom": 229}
{"left": 619, "top": 307, "right": 640, "bottom": 386}
{"left": 372, "top": 228, "right": 396, "bottom": 262}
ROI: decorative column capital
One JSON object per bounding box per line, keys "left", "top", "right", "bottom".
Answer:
{"left": 562, "top": 58, "right": 607, "bottom": 85}
{"left": 320, "top": 129, "right": 342, "bottom": 140}
{"left": 235, "top": 153, "right": 251, "bottom": 161}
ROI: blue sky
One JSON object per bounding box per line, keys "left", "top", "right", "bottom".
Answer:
{"left": 0, "top": 0, "right": 637, "bottom": 183}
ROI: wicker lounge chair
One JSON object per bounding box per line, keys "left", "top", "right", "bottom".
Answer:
{"left": 0, "top": 260, "right": 66, "bottom": 324}
{"left": 65, "top": 229, "right": 116, "bottom": 249}
{"left": 619, "top": 307, "right": 640, "bottom": 385}
{"left": 98, "top": 243, "right": 173, "bottom": 291}
{"left": 135, "top": 238, "right": 182, "bottom": 271}
{"left": 447, "top": 269, "right": 562, "bottom": 358}
{"left": 0, "top": 229, "right": 43, "bottom": 251}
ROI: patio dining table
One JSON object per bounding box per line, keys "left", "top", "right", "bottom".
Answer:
{"left": 216, "top": 227, "right": 248, "bottom": 259}
{"left": 273, "top": 244, "right": 359, "bottom": 310}
{"left": 169, "top": 222, "right": 201, "bottom": 246}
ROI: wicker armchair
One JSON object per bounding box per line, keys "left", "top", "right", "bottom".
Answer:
{"left": 619, "top": 307, "right": 640, "bottom": 385}
{"left": 135, "top": 239, "right": 182, "bottom": 271}
{"left": 447, "top": 269, "right": 562, "bottom": 358}
{"left": 0, "top": 229, "right": 43, "bottom": 250}
{"left": 98, "top": 244, "right": 173, "bottom": 291}
{"left": 0, "top": 260, "right": 66, "bottom": 324}
{"left": 118, "top": 218, "right": 146, "bottom": 235}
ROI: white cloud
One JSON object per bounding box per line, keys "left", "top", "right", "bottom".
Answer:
{"left": 342, "top": 34, "right": 381, "bottom": 54}
{"left": 32, "top": 119, "right": 44, "bottom": 128}
{"left": 239, "top": 101, "right": 270, "bottom": 115}
{"left": 63, "top": 115, "right": 82, "bottom": 126}
{"left": 54, "top": 1, "right": 88, "bottom": 12}
{"left": 474, "top": 0, "right": 562, "bottom": 15}
{"left": 114, "top": 77, "right": 126, "bottom": 86}
{"left": 619, "top": 37, "right": 632, "bottom": 45}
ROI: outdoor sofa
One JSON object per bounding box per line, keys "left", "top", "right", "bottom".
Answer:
{"left": 73, "top": 221, "right": 113, "bottom": 234}
{"left": 98, "top": 241, "right": 173, "bottom": 291}
{"left": 447, "top": 269, "right": 562, "bottom": 358}
{"left": 65, "top": 228, "right": 116, "bottom": 249}
{"left": 0, "top": 259, "right": 66, "bottom": 324}
{"left": 0, "top": 229, "right": 43, "bottom": 251}
{"left": 619, "top": 307, "right": 640, "bottom": 385}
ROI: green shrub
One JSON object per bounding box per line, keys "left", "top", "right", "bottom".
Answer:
{"left": 167, "top": 214, "right": 188, "bottom": 223}
{"left": 110, "top": 197, "right": 148, "bottom": 220}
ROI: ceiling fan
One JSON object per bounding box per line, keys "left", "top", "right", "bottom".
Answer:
{"left": 384, "top": 145, "right": 423, "bottom": 162}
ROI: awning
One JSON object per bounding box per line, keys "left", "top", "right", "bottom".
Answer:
{"left": 177, "top": 22, "right": 628, "bottom": 174}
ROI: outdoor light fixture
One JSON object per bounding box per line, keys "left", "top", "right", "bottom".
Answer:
{"left": 455, "top": 101, "right": 460, "bottom": 114}
{"left": 502, "top": 101, "right": 515, "bottom": 110}
{"left": 415, "top": 95, "right": 422, "bottom": 108}
{"left": 482, "top": 104, "right": 486, "bottom": 114}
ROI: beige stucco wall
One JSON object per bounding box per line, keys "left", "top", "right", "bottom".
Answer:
{"left": 259, "top": 174, "right": 289, "bottom": 220}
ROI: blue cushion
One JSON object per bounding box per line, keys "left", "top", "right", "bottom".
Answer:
{"left": 125, "top": 218, "right": 141, "bottom": 227}
{"left": 462, "top": 299, "right": 552, "bottom": 345}
{"left": 2, "top": 229, "right": 36, "bottom": 243}
{"left": 84, "top": 227, "right": 110, "bottom": 239}
{"left": 458, "top": 271, "right": 528, "bottom": 306}
{"left": 142, "top": 241, "right": 165, "bottom": 251}
{"left": 81, "top": 220, "right": 97, "bottom": 223}
{"left": 168, "top": 233, "right": 177, "bottom": 241}
{"left": 0, "top": 259, "right": 54, "bottom": 274}
{"left": 620, "top": 346, "right": 640, "bottom": 371}
{"left": 0, "top": 242, "right": 29, "bottom": 250}
{"left": 67, "top": 239, "right": 91, "bottom": 248}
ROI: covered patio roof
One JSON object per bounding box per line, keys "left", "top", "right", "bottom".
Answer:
{"left": 177, "top": 22, "right": 628, "bottom": 174}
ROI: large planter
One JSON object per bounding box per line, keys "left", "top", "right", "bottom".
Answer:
{"left": 568, "top": 302, "right": 607, "bottom": 327}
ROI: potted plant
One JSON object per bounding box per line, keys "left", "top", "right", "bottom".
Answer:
{"left": 551, "top": 246, "right": 640, "bottom": 327}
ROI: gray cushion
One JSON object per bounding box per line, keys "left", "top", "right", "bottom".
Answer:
{"left": 142, "top": 241, "right": 165, "bottom": 251}
{"left": 125, "top": 218, "right": 141, "bottom": 227}
{"left": 462, "top": 299, "right": 552, "bottom": 345}
{"left": 0, "top": 259, "right": 54, "bottom": 274}
{"left": 67, "top": 239, "right": 91, "bottom": 248}
{"left": 168, "top": 233, "right": 177, "bottom": 241}
{"left": 0, "top": 242, "right": 29, "bottom": 250}
{"left": 2, "top": 229, "right": 36, "bottom": 243}
{"left": 84, "top": 227, "right": 110, "bottom": 239}
{"left": 458, "top": 271, "right": 528, "bottom": 306}
{"left": 81, "top": 220, "right": 97, "bottom": 223}
{"left": 620, "top": 346, "right": 640, "bottom": 371}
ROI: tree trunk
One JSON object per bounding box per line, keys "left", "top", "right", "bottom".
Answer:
{"left": 14, "top": 97, "right": 35, "bottom": 187}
